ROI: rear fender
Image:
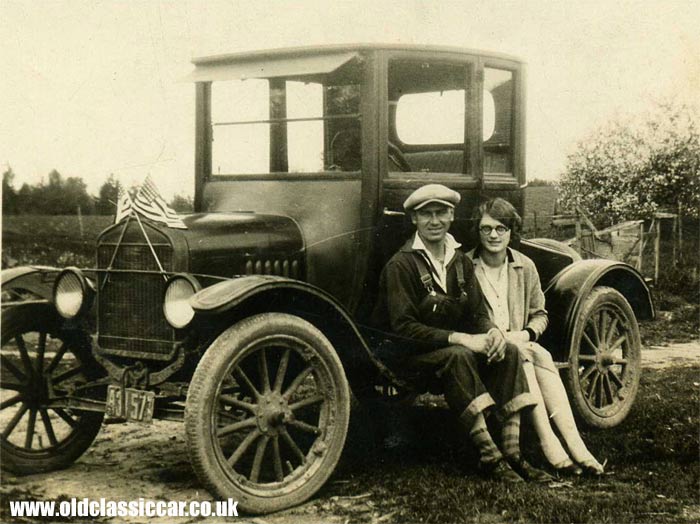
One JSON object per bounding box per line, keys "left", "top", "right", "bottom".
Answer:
{"left": 190, "top": 276, "right": 393, "bottom": 395}
{"left": 540, "top": 259, "right": 654, "bottom": 361}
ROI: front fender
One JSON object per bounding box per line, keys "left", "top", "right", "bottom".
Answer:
{"left": 541, "top": 259, "right": 654, "bottom": 361}
{"left": 1, "top": 266, "right": 61, "bottom": 304}
{"left": 190, "top": 276, "right": 397, "bottom": 395}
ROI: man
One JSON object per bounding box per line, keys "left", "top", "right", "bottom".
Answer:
{"left": 372, "top": 184, "right": 549, "bottom": 483}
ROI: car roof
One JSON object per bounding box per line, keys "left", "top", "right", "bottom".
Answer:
{"left": 192, "top": 43, "right": 524, "bottom": 66}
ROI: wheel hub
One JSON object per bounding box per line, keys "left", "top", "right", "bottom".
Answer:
{"left": 255, "top": 392, "right": 292, "bottom": 435}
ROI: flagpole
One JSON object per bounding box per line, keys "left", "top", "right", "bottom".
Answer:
{"left": 132, "top": 211, "right": 168, "bottom": 281}
{"left": 101, "top": 213, "right": 133, "bottom": 291}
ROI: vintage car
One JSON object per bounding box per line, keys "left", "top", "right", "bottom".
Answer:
{"left": 0, "top": 44, "right": 654, "bottom": 513}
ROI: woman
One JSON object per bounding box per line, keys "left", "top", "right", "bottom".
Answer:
{"left": 466, "top": 197, "right": 604, "bottom": 476}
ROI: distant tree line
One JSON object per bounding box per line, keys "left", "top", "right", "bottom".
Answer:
{"left": 2, "top": 168, "right": 193, "bottom": 215}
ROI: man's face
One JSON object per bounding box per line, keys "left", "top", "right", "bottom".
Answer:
{"left": 412, "top": 203, "right": 454, "bottom": 244}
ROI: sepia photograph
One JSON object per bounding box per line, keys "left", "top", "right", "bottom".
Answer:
{"left": 1, "top": 1, "right": 698, "bottom": 522}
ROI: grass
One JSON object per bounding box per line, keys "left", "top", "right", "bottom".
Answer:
{"left": 317, "top": 365, "right": 700, "bottom": 523}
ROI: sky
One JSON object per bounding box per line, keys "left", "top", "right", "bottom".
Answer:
{"left": 1, "top": 0, "right": 698, "bottom": 199}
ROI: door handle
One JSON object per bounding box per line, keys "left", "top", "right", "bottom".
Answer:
{"left": 383, "top": 208, "right": 405, "bottom": 217}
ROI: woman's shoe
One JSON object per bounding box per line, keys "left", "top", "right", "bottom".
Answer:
{"left": 579, "top": 460, "right": 604, "bottom": 477}
{"left": 481, "top": 459, "right": 525, "bottom": 483}
{"left": 507, "top": 457, "right": 555, "bottom": 483}
{"left": 555, "top": 463, "right": 582, "bottom": 477}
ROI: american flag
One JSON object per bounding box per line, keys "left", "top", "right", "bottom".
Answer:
{"left": 114, "top": 187, "right": 133, "bottom": 224}
{"left": 133, "top": 175, "right": 187, "bottom": 229}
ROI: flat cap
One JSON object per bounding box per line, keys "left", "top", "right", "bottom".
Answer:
{"left": 403, "top": 184, "right": 461, "bottom": 211}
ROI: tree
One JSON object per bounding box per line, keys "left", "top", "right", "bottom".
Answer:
{"left": 97, "top": 174, "right": 121, "bottom": 215}
{"left": 2, "top": 167, "right": 18, "bottom": 214}
{"left": 559, "top": 101, "right": 700, "bottom": 227}
{"left": 169, "top": 194, "right": 194, "bottom": 213}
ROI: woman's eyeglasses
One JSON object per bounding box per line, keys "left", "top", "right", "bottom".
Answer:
{"left": 479, "top": 225, "right": 510, "bottom": 236}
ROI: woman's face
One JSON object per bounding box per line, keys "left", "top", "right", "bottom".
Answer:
{"left": 478, "top": 212, "right": 511, "bottom": 256}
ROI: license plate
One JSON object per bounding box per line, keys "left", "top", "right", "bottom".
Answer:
{"left": 105, "top": 385, "right": 155, "bottom": 423}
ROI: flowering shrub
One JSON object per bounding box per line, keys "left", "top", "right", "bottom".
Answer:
{"left": 559, "top": 101, "right": 700, "bottom": 227}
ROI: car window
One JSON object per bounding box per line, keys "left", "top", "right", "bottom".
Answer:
{"left": 210, "top": 73, "right": 361, "bottom": 176}
{"left": 484, "top": 68, "right": 514, "bottom": 176}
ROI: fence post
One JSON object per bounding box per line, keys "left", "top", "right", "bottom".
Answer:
{"left": 77, "top": 206, "right": 84, "bottom": 239}
{"left": 654, "top": 219, "right": 660, "bottom": 284}
{"left": 638, "top": 221, "right": 644, "bottom": 272}
{"left": 677, "top": 201, "right": 683, "bottom": 261}
{"left": 533, "top": 211, "right": 538, "bottom": 236}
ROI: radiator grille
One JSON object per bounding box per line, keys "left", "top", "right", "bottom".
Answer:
{"left": 97, "top": 240, "right": 175, "bottom": 360}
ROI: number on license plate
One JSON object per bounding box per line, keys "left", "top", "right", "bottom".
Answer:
{"left": 105, "top": 386, "right": 155, "bottom": 423}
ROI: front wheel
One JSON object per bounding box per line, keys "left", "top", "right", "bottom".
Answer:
{"left": 565, "top": 286, "right": 641, "bottom": 428}
{"left": 185, "top": 313, "right": 350, "bottom": 514}
{"left": 1, "top": 304, "right": 104, "bottom": 474}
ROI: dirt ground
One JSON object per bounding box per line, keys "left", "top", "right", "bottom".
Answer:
{"left": 1, "top": 341, "right": 699, "bottom": 524}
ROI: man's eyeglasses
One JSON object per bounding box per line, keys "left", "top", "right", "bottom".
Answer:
{"left": 479, "top": 225, "right": 510, "bottom": 236}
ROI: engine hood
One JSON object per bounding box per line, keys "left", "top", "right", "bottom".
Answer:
{"left": 97, "top": 212, "right": 305, "bottom": 280}
{"left": 181, "top": 212, "right": 304, "bottom": 278}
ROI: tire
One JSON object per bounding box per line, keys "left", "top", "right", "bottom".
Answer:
{"left": 564, "top": 286, "right": 641, "bottom": 428}
{"left": 1, "top": 304, "right": 104, "bottom": 474}
{"left": 185, "top": 313, "right": 350, "bottom": 514}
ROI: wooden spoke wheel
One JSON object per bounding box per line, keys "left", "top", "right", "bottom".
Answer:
{"left": 185, "top": 313, "right": 350, "bottom": 514}
{"left": 565, "top": 286, "right": 641, "bottom": 428}
{"left": 0, "top": 304, "right": 104, "bottom": 474}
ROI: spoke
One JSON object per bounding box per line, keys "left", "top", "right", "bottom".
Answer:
{"left": 217, "top": 410, "right": 242, "bottom": 422}
{"left": 217, "top": 417, "right": 257, "bottom": 438}
{"left": 52, "top": 408, "right": 77, "bottom": 428}
{"left": 2, "top": 403, "right": 28, "bottom": 439}
{"left": 51, "top": 366, "right": 83, "bottom": 385}
{"left": 612, "top": 357, "right": 628, "bottom": 365}
{"left": 289, "top": 394, "right": 325, "bottom": 411}
{"left": 1, "top": 356, "right": 28, "bottom": 383}
{"left": 599, "top": 311, "right": 609, "bottom": 348}
{"left": 15, "top": 335, "right": 34, "bottom": 378}
{"left": 234, "top": 368, "right": 260, "bottom": 399}
{"left": 258, "top": 349, "right": 271, "bottom": 393}
{"left": 602, "top": 374, "right": 614, "bottom": 406}
{"left": 582, "top": 331, "right": 599, "bottom": 353}
{"left": 577, "top": 355, "right": 597, "bottom": 362}
{"left": 589, "top": 315, "right": 601, "bottom": 347}
{"left": 272, "top": 435, "right": 284, "bottom": 481}
{"left": 250, "top": 435, "right": 270, "bottom": 483}
{"left": 280, "top": 427, "right": 306, "bottom": 464}
{"left": 608, "top": 369, "right": 624, "bottom": 389}
{"left": 35, "top": 332, "right": 47, "bottom": 376}
{"left": 597, "top": 374, "right": 606, "bottom": 408}
{"left": 24, "top": 408, "right": 37, "bottom": 449}
{"left": 283, "top": 366, "right": 313, "bottom": 401}
{"left": 580, "top": 365, "right": 597, "bottom": 385}
{"left": 0, "top": 394, "right": 22, "bottom": 410}
{"left": 609, "top": 334, "right": 628, "bottom": 352}
{"left": 606, "top": 316, "right": 620, "bottom": 347}
{"left": 287, "top": 419, "right": 321, "bottom": 435}
{"left": 45, "top": 343, "right": 69, "bottom": 375}
{"left": 227, "top": 429, "right": 260, "bottom": 467}
{"left": 273, "top": 348, "right": 291, "bottom": 393}
{"left": 586, "top": 372, "right": 599, "bottom": 402}
{"left": 40, "top": 409, "right": 58, "bottom": 447}
{"left": 219, "top": 395, "right": 256, "bottom": 412}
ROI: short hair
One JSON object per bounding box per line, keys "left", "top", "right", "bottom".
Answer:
{"left": 472, "top": 197, "right": 522, "bottom": 244}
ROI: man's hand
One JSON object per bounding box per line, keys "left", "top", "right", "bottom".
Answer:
{"left": 486, "top": 328, "right": 506, "bottom": 364}
{"left": 448, "top": 332, "right": 489, "bottom": 354}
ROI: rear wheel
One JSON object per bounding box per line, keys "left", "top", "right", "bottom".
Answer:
{"left": 185, "top": 313, "right": 350, "bottom": 514}
{"left": 565, "top": 286, "right": 641, "bottom": 428}
{"left": 0, "top": 304, "right": 104, "bottom": 474}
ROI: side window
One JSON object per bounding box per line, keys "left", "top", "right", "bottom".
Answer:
{"left": 389, "top": 60, "right": 467, "bottom": 175}
{"left": 484, "top": 68, "right": 514, "bottom": 175}
{"left": 210, "top": 75, "right": 361, "bottom": 176}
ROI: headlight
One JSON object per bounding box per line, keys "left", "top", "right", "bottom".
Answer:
{"left": 163, "top": 275, "right": 200, "bottom": 329}
{"left": 53, "top": 268, "right": 93, "bottom": 319}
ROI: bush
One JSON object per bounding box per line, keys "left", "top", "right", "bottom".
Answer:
{"left": 559, "top": 101, "right": 700, "bottom": 228}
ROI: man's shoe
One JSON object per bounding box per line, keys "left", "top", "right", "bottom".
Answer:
{"left": 507, "top": 457, "right": 555, "bottom": 483}
{"left": 481, "top": 459, "right": 525, "bottom": 483}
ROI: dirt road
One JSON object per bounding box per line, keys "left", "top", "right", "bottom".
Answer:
{"left": 2, "top": 342, "right": 698, "bottom": 524}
